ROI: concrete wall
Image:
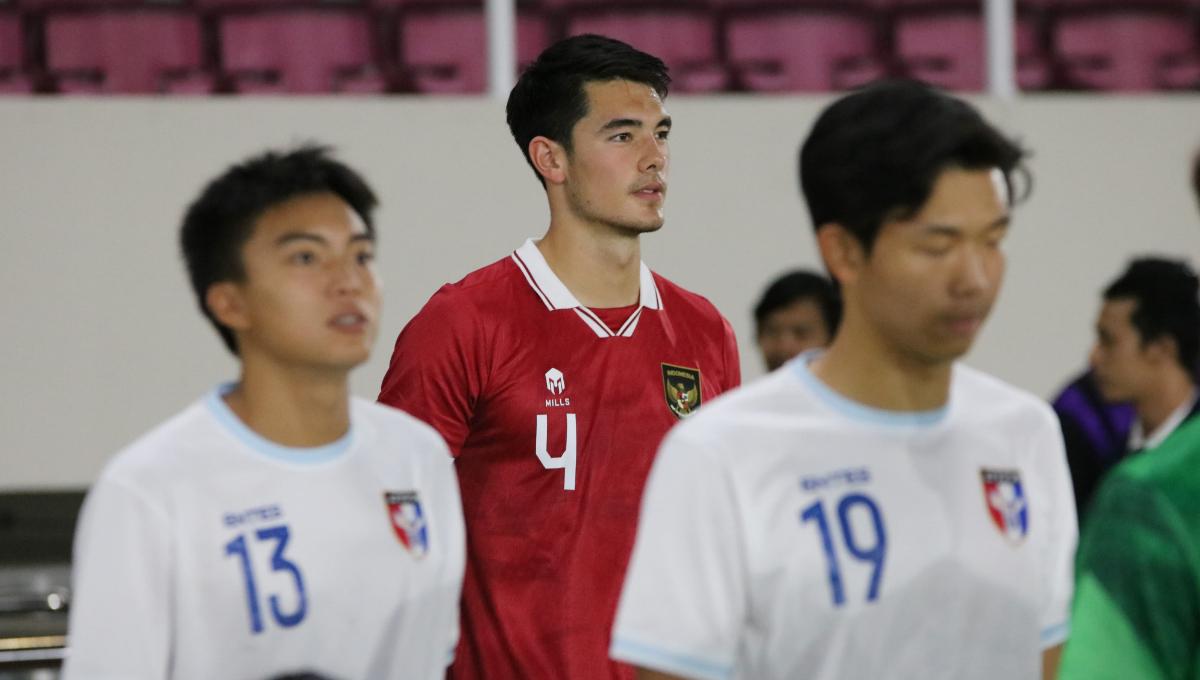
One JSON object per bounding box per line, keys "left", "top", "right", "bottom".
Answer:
{"left": 2, "top": 95, "right": 1198, "bottom": 488}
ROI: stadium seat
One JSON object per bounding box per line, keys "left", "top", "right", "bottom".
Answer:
{"left": 0, "top": 14, "right": 32, "bottom": 93}
{"left": 545, "top": 0, "right": 705, "bottom": 8}
{"left": 566, "top": 11, "right": 727, "bottom": 92}
{"left": 399, "top": 10, "right": 548, "bottom": 93}
{"left": 220, "top": 11, "right": 385, "bottom": 93}
{"left": 44, "top": 11, "right": 210, "bottom": 94}
{"left": 1054, "top": 12, "right": 1200, "bottom": 90}
{"left": 195, "top": 0, "right": 359, "bottom": 11}
{"left": 894, "top": 13, "right": 1049, "bottom": 91}
{"left": 725, "top": 11, "right": 883, "bottom": 92}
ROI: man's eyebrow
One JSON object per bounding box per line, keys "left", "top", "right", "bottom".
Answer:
{"left": 274, "top": 232, "right": 328, "bottom": 247}
{"left": 599, "top": 118, "right": 643, "bottom": 132}
{"left": 920, "top": 216, "right": 1011, "bottom": 235}
{"left": 274, "top": 231, "right": 376, "bottom": 246}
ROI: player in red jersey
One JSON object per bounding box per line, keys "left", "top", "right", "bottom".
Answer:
{"left": 378, "top": 34, "right": 740, "bottom": 680}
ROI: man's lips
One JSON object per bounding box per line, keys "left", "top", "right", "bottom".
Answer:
{"left": 633, "top": 181, "right": 665, "bottom": 199}
{"left": 329, "top": 311, "right": 370, "bottom": 332}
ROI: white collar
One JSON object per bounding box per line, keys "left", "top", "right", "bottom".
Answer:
{"left": 1129, "top": 389, "right": 1199, "bottom": 451}
{"left": 510, "top": 238, "right": 662, "bottom": 339}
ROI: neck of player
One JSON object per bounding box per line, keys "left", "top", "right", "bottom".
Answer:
{"left": 1137, "top": 369, "right": 1196, "bottom": 437}
{"left": 223, "top": 354, "right": 352, "bottom": 449}
{"left": 536, "top": 220, "right": 641, "bottom": 309}
{"left": 811, "top": 307, "right": 953, "bottom": 413}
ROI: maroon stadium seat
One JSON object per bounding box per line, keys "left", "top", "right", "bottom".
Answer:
{"left": 0, "top": 14, "right": 32, "bottom": 93}
{"left": 566, "top": 11, "right": 726, "bottom": 92}
{"left": 45, "top": 11, "right": 210, "bottom": 94}
{"left": 544, "top": 0, "right": 705, "bottom": 8}
{"left": 894, "top": 13, "right": 1049, "bottom": 91}
{"left": 1054, "top": 12, "right": 1200, "bottom": 90}
{"left": 220, "top": 11, "right": 384, "bottom": 93}
{"left": 399, "top": 10, "right": 548, "bottom": 94}
{"left": 726, "top": 11, "right": 883, "bottom": 92}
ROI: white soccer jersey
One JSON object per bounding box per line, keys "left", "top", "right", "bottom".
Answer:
{"left": 612, "top": 355, "right": 1077, "bottom": 680}
{"left": 63, "top": 386, "right": 465, "bottom": 680}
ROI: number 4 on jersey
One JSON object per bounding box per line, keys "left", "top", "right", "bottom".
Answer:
{"left": 535, "top": 413, "right": 576, "bottom": 490}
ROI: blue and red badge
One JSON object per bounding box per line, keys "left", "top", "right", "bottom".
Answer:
{"left": 385, "top": 491, "right": 429, "bottom": 558}
{"left": 981, "top": 468, "right": 1028, "bottom": 543}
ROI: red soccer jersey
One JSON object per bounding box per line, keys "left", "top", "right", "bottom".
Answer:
{"left": 379, "top": 239, "right": 740, "bottom": 680}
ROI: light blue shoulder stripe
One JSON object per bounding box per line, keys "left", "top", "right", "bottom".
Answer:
{"left": 1041, "top": 620, "right": 1070, "bottom": 648}
{"left": 206, "top": 383, "right": 352, "bottom": 465}
{"left": 610, "top": 637, "right": 733, "bottom": 680}
{"left": 789, "top": 352, "right": 949, "bottom": 428}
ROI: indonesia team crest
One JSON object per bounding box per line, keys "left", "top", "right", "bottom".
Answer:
{"left": 980, "top": 469, "right": 1028, "bottom": 543}
{"left": 661, "top": 363, "right": 702, "bottom": 419}
{"left": 384, "top": 491, "right": 428, "bottom": 558}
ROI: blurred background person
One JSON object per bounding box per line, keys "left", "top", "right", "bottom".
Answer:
{"left": 1065, "top": 257, "right": 1200, "bottom": 518}
{"left": 752, "top": 269, "right": 841, "bottom": 371}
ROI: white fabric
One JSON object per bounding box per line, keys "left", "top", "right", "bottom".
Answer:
{"left": 63, "top": 388, "right": 465, "bottom": 680}
{"left": 511, "top": 238, "right": 661, "bottom": 339}
{"left": 612, "top": 355, "right": 1077, "bottom": 680}
{"left": 1127, "top": 389, "right": 1198, "bottom": 452}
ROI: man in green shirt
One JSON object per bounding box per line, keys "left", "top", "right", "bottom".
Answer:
{"left": 1060, "top": 413, "right": 1200, "bottom": 679}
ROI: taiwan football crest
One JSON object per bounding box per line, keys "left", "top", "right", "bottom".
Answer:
{"left": 385, "top": 491, "right": 429, "bottom": 558}
{"left": 981, "top": 469, "right": 1028, "bottom": 543}
{"left": 661, "top": 363, "right": 702, "bottom": 419}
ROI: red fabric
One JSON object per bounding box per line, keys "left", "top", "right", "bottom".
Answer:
{"left": 379, "top": 255, "right": 739, "bottom": 680}
{"left": 591, "top": 304, "right": 639, "bottom": 334}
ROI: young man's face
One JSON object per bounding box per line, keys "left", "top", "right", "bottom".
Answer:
{"left": 1090, "top": 298, "right": 1153, "bottom": 403}
{"left": 563, "top": 79, "right": 671, "bottom": 235}
{"left": 756, "top": 298, "right": 832, "bottom": 371}
{"left": 223, "top": 192, "right": 381, "bottom": 372}
{"left": 853, "top": 167, "right": 1009, "bottom": 366}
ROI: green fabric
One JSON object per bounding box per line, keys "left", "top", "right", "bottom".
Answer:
{"left": 1059, "top": 416, "right": 1200, "bottom": 680}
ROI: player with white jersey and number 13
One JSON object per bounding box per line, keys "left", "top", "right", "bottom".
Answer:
{"left": 63, "top": 146, "right": 465, "bottom": 680}
{"left": 612, "top": 80, "right": 1077, "bottom": 680}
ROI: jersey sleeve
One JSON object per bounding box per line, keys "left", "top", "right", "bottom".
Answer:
{"left": 1033, "top": 409, "right": 1078, "bottom": 649}
{"left": 378, "top": 287, "right": 487, "bottom": 456}
{"left": 62, "top": 475, "right": 172, "bottom": 680}
{"left": 1058, "top": 473, "right": 1198, "bottom": 680}
{"left": 719, "top": 315, "right": 741, "bottom": 393}
{"left": 435, "top": 439, "right": 467, "bottom": 667}
{"left": 610, "top": 427, "right": 747, "bottom": 680}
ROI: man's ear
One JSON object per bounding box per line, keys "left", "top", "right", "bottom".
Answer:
{"left": 206, "top": 282, "right": 250, "bottom": 333}
{"left": 529, "top": 136, "right": 568, "bottom": 186}
{"left": 815, "top": 223, "right": 866, "bottom": 288}
{"left": 1143, "top": 333, "right": 1180, "bottom": 368}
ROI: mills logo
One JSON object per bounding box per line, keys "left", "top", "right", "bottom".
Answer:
{"left": 544, "top": 368, "right": 570, "bottom": 408}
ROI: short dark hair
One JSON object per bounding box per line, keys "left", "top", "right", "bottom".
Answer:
{"left": 754, "top": 270, "right": 842, "bottom": 337}
{"left": 1104, "top": 257, "right": 1200, "bottom": 377}
{"left": 799, "top": 79, "right": 1029, "bottom": 254}
{"left": 180, "top": 145, "right": 378, "bottom": 355}
{"left": 506, "top": 34, "right": 670, "bottom": 185}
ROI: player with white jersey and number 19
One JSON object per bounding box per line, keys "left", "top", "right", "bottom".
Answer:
{"left": 612, "top": 79, "right": 1077, "bottom": 680}
{"left": 63, "top": 146, "right": 465, "bottom": 680}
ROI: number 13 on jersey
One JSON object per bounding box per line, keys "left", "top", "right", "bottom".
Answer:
{"left": 801, "top": 493, "right": 887, "bottom": 607}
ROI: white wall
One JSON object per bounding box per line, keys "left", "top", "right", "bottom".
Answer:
{"left": 2, "top": 95, "right": 1198, "bottom": 489}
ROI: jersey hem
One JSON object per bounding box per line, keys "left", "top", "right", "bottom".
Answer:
{"left": 610, "top": 636, "right": 733, "bottom": 680}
